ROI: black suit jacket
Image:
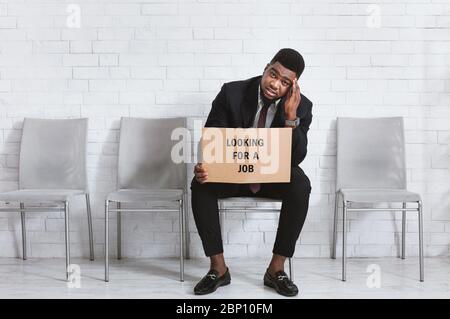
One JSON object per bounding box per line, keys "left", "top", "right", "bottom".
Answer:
{"left": 205, "top": 75, "right": 313, "bottom": 167}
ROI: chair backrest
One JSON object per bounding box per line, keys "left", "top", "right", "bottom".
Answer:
{"left": 336, "top": 117, "right": 407, "bottom": 191}
{"left": 118, "top": 117, "right": 187, "bottom": 190}
{"left": 19, "top": 118, "right": 88, "bottom": 191}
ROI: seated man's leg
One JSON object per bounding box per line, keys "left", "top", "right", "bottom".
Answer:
{"left": 259, "top": 167, "right": 311, "bottom": 296}
{"left": 260, "top": 166, "right": 312, "bottom": 258}
{"left": 190, "top": 178, "right": 244, "bottom": 257}
{"left": 191, "top": 179, "right": 246, "bottom": 295}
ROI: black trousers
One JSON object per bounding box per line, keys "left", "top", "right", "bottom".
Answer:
{"left": 191, "top": 166, "right": 311, "bottom": 258}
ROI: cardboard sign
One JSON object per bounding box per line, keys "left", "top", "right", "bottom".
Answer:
{"left": 201, "top": 127, "right": 292, "bottom": 183}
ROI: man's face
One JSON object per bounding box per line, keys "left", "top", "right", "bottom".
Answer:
{"left": 260, "top": 61, "right": 297, "bottom": 100}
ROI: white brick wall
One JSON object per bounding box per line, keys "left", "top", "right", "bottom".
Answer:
{"left": 0, "top": 0, "right": 449, "bottom": 259}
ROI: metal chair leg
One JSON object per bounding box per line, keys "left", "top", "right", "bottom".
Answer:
{"left": 332, "top": 192, "right": 339, "bottom": 259}
{"left": 117, "top": 202, "right": 121, "bottom": 260}
{"left": 64, "top": 201, "right": 71, "bottom": 282}
{"left": 85, "top": 194, "right": 94, "bottom": 261}
{"left": 418, "top": 200, "right": 424, "bottom": 282}
{"left": 183, "top": 193, "right": 190, "bottom": 260}
{"left": 179, "top": 198, "right": 185, "bottom": 282}
{"left": 105, "top": 200, "right": 109, "bottom": 282}
{"left": 288, "top": 257, "right": 293, "bottom": 281}
{"left": 219, "top": 208, "right": 225, "bottom": 241}
{"left": 342, "top": 200, "right": 348, "bottom": 281}
{"left": 401, "top": 202, "right": 406, "bottom": 259}
{"left": 20, "top": 203, "right": 27, "bottom": 260}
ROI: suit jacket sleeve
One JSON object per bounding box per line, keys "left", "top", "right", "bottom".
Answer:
{"left": 291, "top": 99, "right": 313, "bottom": 167}
{"left": 205, "top": 84, "right": 228, "bottom": 128}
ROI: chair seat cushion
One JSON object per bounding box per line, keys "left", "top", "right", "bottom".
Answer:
{"left": 0, "top": 189, "right": 85, "bottom": 203}
{"left": 339, "top": 188, "right": 421, "bottom": 203}
{"left": 107, "top": 189, "right": 184, "bottom": 202}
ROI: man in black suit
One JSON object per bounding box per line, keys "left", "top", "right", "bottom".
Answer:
{"left": 191, "top": 48, "right": 313, "bottom": 297}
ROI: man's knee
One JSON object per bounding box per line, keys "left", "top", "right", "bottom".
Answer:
{"left": 289, "top": 166, "right": 312, "bottom": 194}
{"left": 191, "top": 176, "right": 208, "bottom": 193}
{"left": 190, "top": 176, "right": 199, "bottom": 190}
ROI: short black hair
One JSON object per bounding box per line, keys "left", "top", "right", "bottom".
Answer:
{"left": 270, "top": 48, "right": 305, "bottom": 78}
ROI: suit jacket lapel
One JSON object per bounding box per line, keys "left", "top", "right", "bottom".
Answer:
{"left": 240, "top": 76, "right": 260, "bottom": 128}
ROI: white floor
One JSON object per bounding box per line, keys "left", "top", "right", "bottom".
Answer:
{"left": 0, "top": 257, "right": 448, "bottom": 299}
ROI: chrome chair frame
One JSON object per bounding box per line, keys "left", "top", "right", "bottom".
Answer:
{"left": 0, "top": 195, "right": 94, "bottom": 281}
{"left": 332, "top": 197, "right": 424, "bottom": 282}
{"left": 104, "top": 193, "right": 187, "bottom": 282}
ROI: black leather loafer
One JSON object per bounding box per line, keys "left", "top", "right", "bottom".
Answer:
{"left": 194, "top": 268, "right": 231, "bottom": 295}
{"left": 263, "top": 269, "right": 298, "bottom": 297}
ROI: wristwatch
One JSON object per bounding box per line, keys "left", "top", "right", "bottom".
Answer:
{"left": 285, "top": 117, "right": 300, "bottom": 128}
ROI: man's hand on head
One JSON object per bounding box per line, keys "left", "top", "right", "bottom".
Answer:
{"left": 284, "top": 77, "right": 301, "bottom": 121}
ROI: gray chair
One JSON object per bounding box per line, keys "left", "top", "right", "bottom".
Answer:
{"left": 105, "top": 117, "right": 188, "bottom": 282}
{"left": 0, "top": 118, "right": 94, "bottom": 281}
{"left": 218, "top": 197, "right": 294, "bottom": 280}
{"left": 332, "top": 117, "right": 424, "bottom": 282}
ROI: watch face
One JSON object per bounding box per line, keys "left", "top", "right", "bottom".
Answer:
{"left": 285, "top": 118, "right": 299, "bottom": 127}
{"left": 286, "top": 120, "right": 296, "bottom": 127}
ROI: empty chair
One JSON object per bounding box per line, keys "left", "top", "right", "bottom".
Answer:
{"left": 332, "top": 117, "right": 423, "bottom": 282}
{"left": 105, "top": 117, "right": 188, "bottom": 282}
{"left": 0, "top": 118, "right": 94, "bottom": 281}
{"left": 218, "top": 197, "right": 294, "bottom": 280}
